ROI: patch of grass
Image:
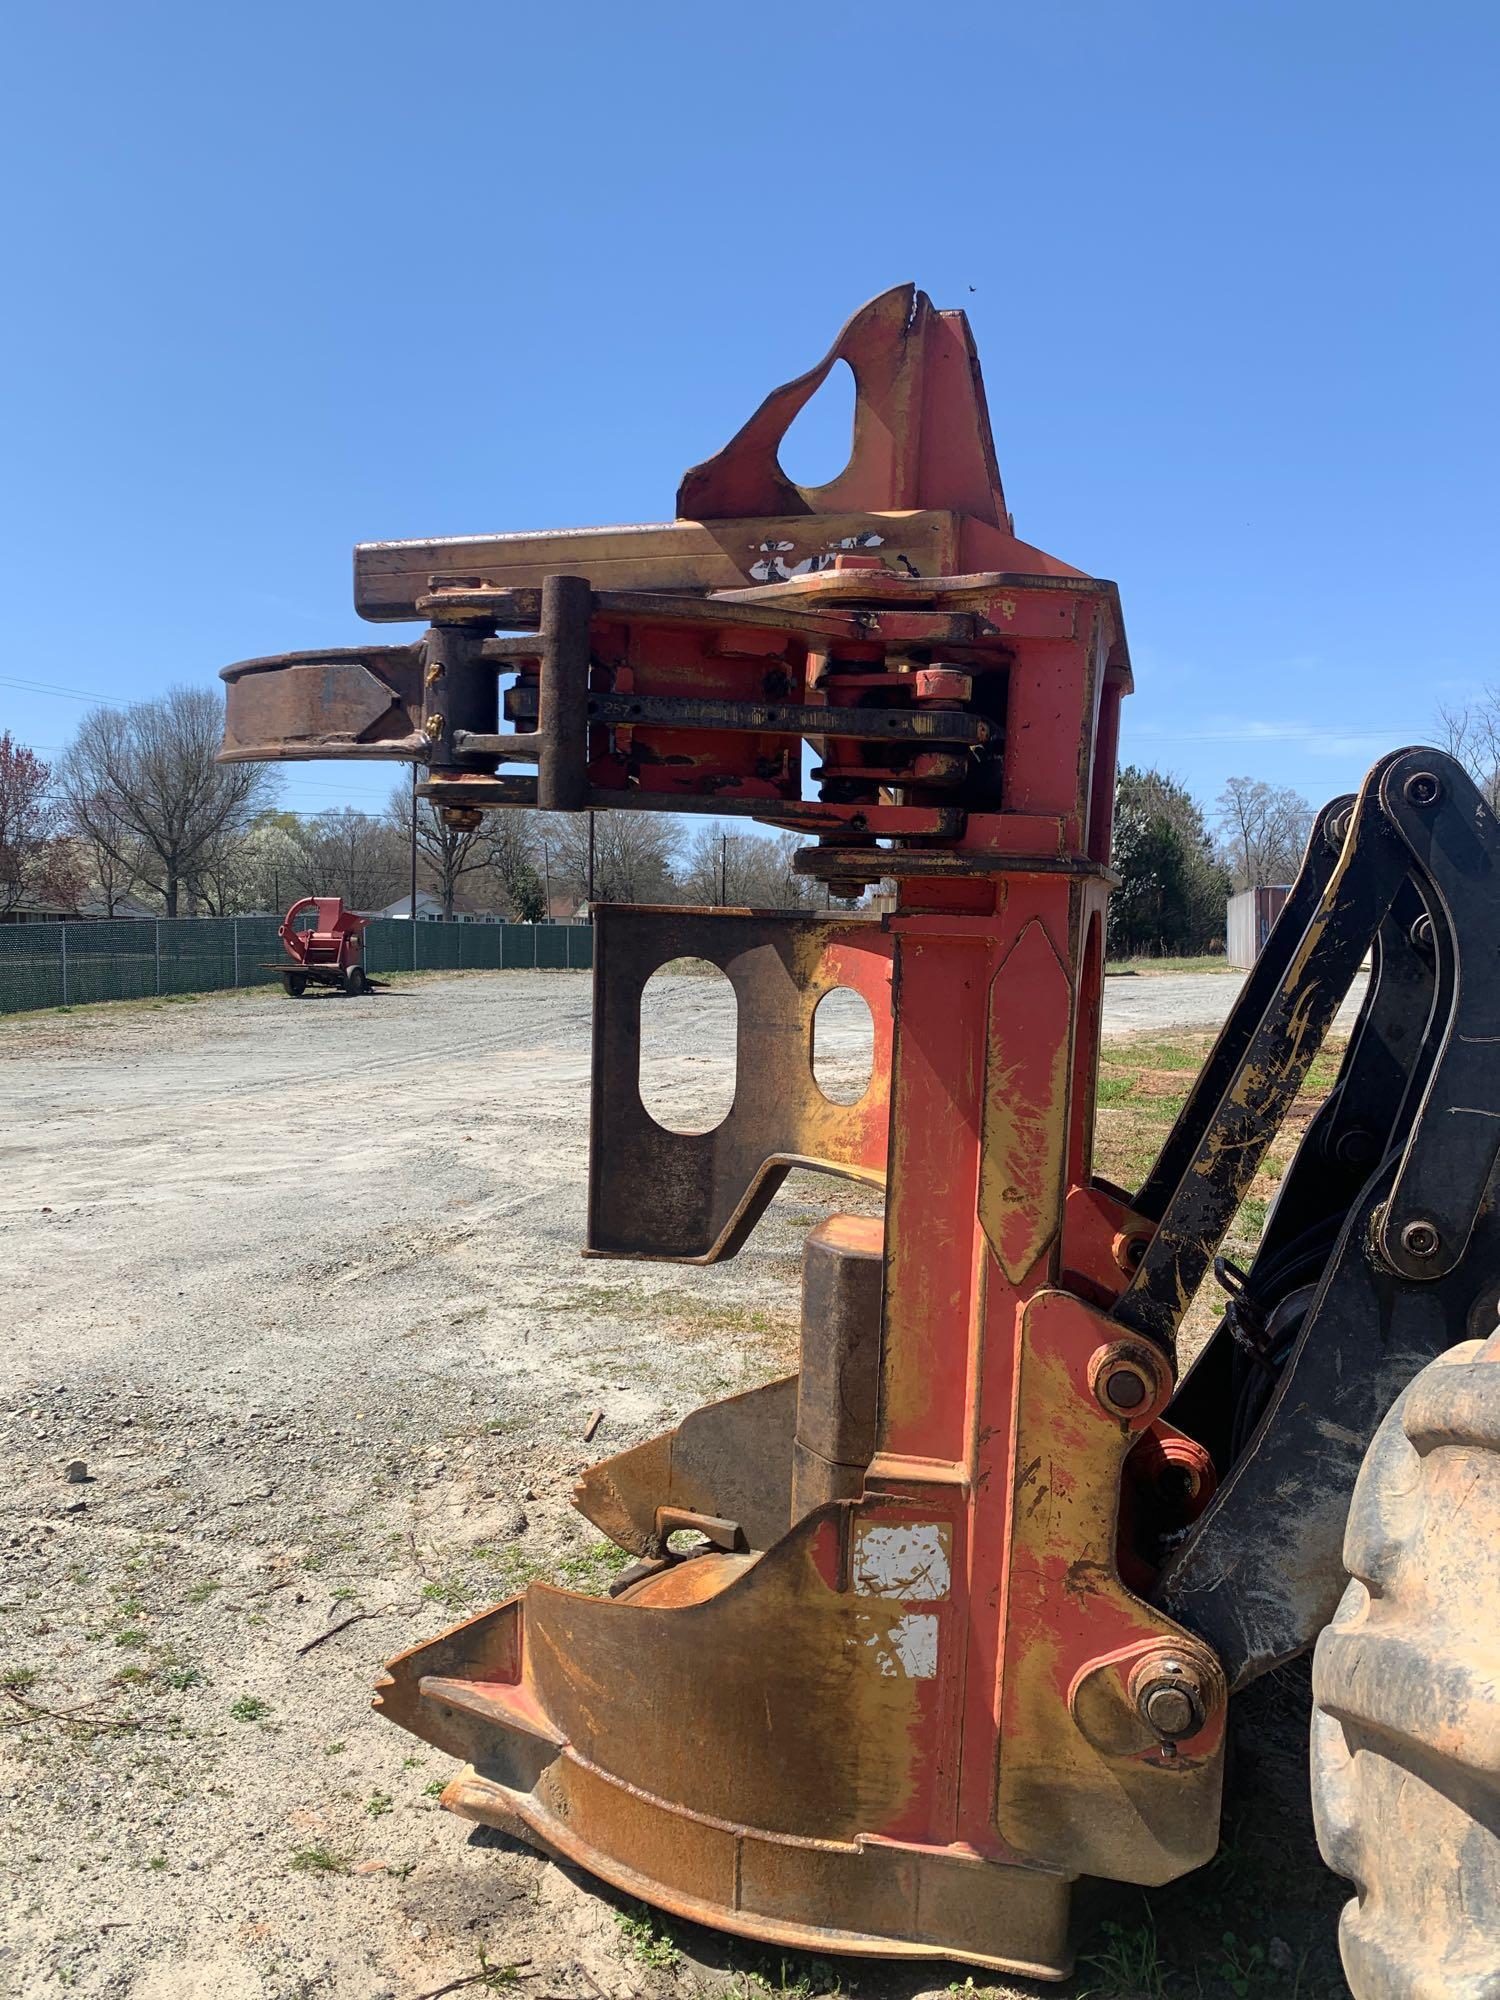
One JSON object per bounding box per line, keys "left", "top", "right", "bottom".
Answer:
{"left": 1236, "top": 1195, "right": 1269, "bottom": 1239}
{"left": 183, "top": 1579, "right": 220, "bottom": 1605}
{"left": 615, "top": 1902, "right": 681, "bottom": 1970}
{"left": 114, "top": 1628, "right": 148, "bottom": 1650}
{"left": 364, "top": 1790, "right": 393, "bottom": 1818}
{"left": 147, "top": 1855, "right": 167, "bottom": 1872}
{"left": 551, "top": 1542, "right": 631, "bottom": 1596}
{"left": 1, "top": 1665, "right": 39, "bottom": 1694}
{"left": 483, "top": 1547, "right": 542, "bottom": 1595}
{"left": 424, "top": 1779, "right": 446, "bottom": 1799}
{"left": 1106, "top": 954, "right": 1236, "bottom": 976}
{"left": 472, "top": 1951, "right": 530, "bottom": 1991}
{"left": 1093, "top": 1028, "right": 1349, "bottom": 1357}
{"left": 746, "top": 1959, "right": 844, "bottom": 1997}
{"left": 1213, "top": 1932, "right": 1268, "bottom": 1997}
{"left": 289, "top": 1844, "right": 350, "bottom": 1875}
{"left": 420, "top": 1576, "right": 474, "bottom": 1611}
{"left": 229, "top": 1695, "right": 271, "bottom": 1723}
{"left": 323, "top": 1741, "right": 346, "bottom": 1756}
{"left": 1079, "top": 1909, "right": 1168, "bottom": 1998}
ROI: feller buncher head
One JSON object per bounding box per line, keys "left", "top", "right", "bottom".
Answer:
{"left": 220, "top": 288, "right": 1500, "bottom": 1979}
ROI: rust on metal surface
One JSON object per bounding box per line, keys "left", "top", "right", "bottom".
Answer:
{"left": 219, "top": 287, "right": 1500, "bottom": 1980}
{"left": 587, "top": 904, "right": 893, "bottom": 1263}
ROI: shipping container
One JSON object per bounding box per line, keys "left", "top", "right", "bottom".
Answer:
{"left": 1226, "top": 885, "right": 1290, "bottom": 968}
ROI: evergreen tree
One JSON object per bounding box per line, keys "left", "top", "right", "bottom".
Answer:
{"left": 1109, "top": 767, "right": 1228, "bottom": 958}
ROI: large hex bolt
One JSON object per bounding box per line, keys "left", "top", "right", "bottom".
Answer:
{"left": 1129, "top": 1650, "right": 1209, "bottom": 1744}
{"left": 1087, "top": 1340, "right": 1169, "bottom": 1423}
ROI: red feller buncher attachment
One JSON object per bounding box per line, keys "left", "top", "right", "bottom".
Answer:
{"left": 276, "top": 896, "right": 371, "bottom": 997}
{"left": 219, "top": 289, "right": 1500, "bottom": 1989}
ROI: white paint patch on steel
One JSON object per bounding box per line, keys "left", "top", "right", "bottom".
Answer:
{"left": 852, "top": 1609, "right": 942, "bottom": 1680}
{"left": 887, "top": 1611, "right": 940, "bottom": 1679}
{"left": 852, "top": 1521, "right": 951, "bottom": 1601}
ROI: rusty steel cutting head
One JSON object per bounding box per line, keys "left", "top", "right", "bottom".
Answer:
{"left": 215, "top": 290, "right": 1256, "bottom": 1981}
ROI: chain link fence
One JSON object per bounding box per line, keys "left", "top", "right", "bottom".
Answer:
{"left": 0, "top": 917, "right": 592, "bottom": 1017}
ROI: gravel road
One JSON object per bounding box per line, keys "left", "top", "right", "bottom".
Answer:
{"left": 1101, "top": 967, "right": 1367, "bottom": 1037}
{"left": 0, "top": 968, "right": 1345, "bottom": 1998}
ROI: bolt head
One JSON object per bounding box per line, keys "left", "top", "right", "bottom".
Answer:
{"left": 1404, "top": 771, "right": 1442, "bottom": 807}
{"left": 1103, "top": 1368, "right": 1147, "bottom": 1411}
{"left": 1141, "top": 1683, "right": 1199, "bottom": 1739}
{"left": 1400, "top": 1219, "right": 1441, "bottom": 1259}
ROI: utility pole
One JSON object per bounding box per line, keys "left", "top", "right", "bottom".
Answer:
{"left": 587, "top": 810, "right": 596, "bottom": 914}
{"left": 541, "top": 837, "right": 552, "bottom": 922}
{"left": 408, "top": 765, "right": 419, "bottom": 922}
{"left": 719, "top": 831, "right": 727, "bottom": 907}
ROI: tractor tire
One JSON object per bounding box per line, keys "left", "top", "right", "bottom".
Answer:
{"left": 1311, "top": 1329, "right": 1500, "bottom": 1999}
{"left": 343, "top": 966, "right": 369, "bottom": 996}
{"left": 283, "top": 972, "right": 307, "bottom": 997}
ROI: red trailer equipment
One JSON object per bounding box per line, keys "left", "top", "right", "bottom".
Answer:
{"left": 277, "top": 896, "right": 370, "bottom": 997}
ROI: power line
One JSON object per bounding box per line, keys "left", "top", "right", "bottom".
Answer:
{"left": 0, "top": 673, "right": 127, "bottom": 707}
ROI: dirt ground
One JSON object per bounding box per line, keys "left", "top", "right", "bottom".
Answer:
{"left": 1, "top": 971, "right": 1352, "bottom": 1999}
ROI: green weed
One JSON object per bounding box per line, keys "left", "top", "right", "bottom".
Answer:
{"left": 420, "top": 1576, "right": 473, "bottom": 1610}
{"left": 289, "top": 1844, "right": 350, "bottom": 1875}
{"left": 1079, "top": 1909, "right": 1168, "bottom": 1999}
{"left": 552, "top": 1542, "right": 631, "bottom": 1596}
{"left": 1214, "top": 1932, "right": 1267, "bottom": 1997}
{"left": 615, "top": 1902, "right": 680, "bottom": 1970}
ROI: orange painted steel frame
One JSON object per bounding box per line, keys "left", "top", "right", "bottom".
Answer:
{"left": 219, "top": 289, "right": 1226, "bottom": 1978}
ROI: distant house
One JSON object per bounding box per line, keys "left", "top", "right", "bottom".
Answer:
{"left": 73, "top": 894, "right": 158, "bottom": 921}
{"left": 0, "top": 892, "right": 158, "bottom": 924}
{"left": 368, "top": 891, "right": 503, "bottom": 924}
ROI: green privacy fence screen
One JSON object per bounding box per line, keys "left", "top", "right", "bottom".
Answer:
{"left": 0, "top": 918, "right": 592, "bottom": 1017}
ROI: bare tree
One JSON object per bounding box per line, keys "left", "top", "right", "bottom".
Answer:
{"left": 74, "top": 820, "right": 146, "bottom": 916}
{"left": 1215, "top": 776, "right": 1313, "bottom": 889}
{"left": 482, "top": 807, "right": 547, "bottom": 919}
{"left": 386, "top": 784, "right": 489, "bottom": 918}
{"left": 291, "top": 808, "right": 406, "bottom": 912}
{"left": 677, "top": 824, "right": 817, "bottom": 908}
{"left": 230, "top": 812, "right": 311, "bottom": 915}
{"left": 60, "top": 689, "right": 277, "bottom": 918}
{"left": 547, "top": 810, "right": 680, "bottom": 907}
{"left": 1437, "top": 692, "right": 1500, "bottom": 812}
{"left": 0, "top": 732, "right": 77, "bottom": 914}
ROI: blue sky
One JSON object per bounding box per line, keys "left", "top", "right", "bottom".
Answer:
{"left": 2, "top": 2, "right": 1495, "bottom": 830}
